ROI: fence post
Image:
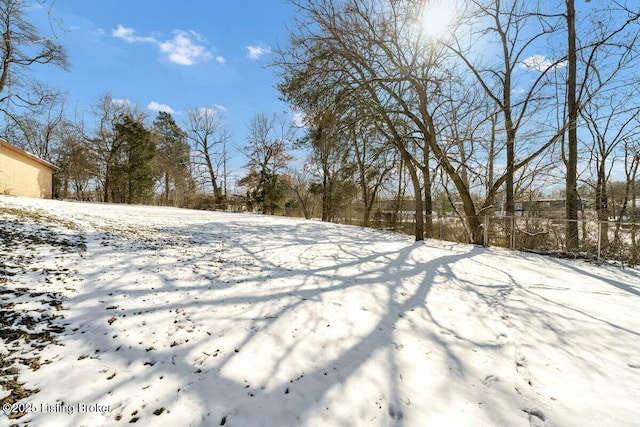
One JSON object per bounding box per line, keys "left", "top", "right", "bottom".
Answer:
{"left": 597, "top": 221, "right": 602, "bottom": 264}
{"left": 510, "top": 216, "right": 515, "bottom": 250}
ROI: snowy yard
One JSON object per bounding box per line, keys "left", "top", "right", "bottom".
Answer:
{"left": 1, "top": 196, "right": 639, "bottom": 427}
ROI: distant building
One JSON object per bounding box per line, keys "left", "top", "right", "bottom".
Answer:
{"left": 514, "top": 198, "right": 584, "bottom": 217}
{"left": 0, "top": 138, "right": 56, "bottom": 199}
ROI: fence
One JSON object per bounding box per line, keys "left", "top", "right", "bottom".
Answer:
{"left": 282, "top": 206, "right": 639, "bottom": 266}
{"left": 481, "top": 215, "right": 639, "bottom": 266}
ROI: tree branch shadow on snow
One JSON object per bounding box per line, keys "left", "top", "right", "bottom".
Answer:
{"left": 16, "top": 211, "right": 639, "bottom": 426}
{"left": 544, "top": 256, "right": 640, "bottom": 298}
{"left": 436, "top": 252, "right": 640, "bottom": 386}
{"left": 14, "top": 215, "right": 521, "bottom": 426}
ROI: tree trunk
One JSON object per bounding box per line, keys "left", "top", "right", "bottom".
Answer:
{"left": 595, "top": 163, "right": 609, "bottom": 247}
{"left": 487, "top": 114, "right": 496, "bottom": 216}
{"left": 401, "top": 150, "right": 424, "bottom": 241}
{"left": 505, "top": 121, "right": 516, "bottom": 247}
{"left": 394, "top": 158, "right": 405, "bottom": 230}
{"left": 164, "top": 172, "right": 170, "bottom": 205}
{"left": 363, "top": 192, "right": 372, "bottom": 227}
{"left": 322, "top": 171, "right": 331, "bottom": 222}
{"left": 632, "top": 172, "right": 638, "bottom": 265}
{"left": 422, "top": 143, "right": 433, "bottom": 238}
{"left": 565, "top": 0, "right": 580, "bottom": 252}
{"left": 204, "top": 152, "right": 220, "bottom": 204}
{"left": 424, "top": 129, "right": 482, "bottom": 244}
{"left": 103, "top": 166, "right": 110, "bottom": 203}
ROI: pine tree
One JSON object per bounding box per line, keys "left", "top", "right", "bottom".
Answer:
{"left": 113, "top": 114, "right": 155, "bottom": 204}
{"left": 153, "top": 112, "right": 191, "bottom": 206}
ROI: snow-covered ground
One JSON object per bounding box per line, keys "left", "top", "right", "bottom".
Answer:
{"left": 1, "top": 195, "right": 639, "bottom": 427}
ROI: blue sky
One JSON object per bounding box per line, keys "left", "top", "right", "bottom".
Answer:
{"left": 28, "top": 0, "right": 300, "bottom": 180}
{"left": 25, "top": 0, "right": 635, "bottom": 191}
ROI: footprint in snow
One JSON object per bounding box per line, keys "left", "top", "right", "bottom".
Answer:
{"left": 388, "top": 404, "right": 404, "bottom": 421}
{"left": 482, "top": 374, "right": 499, "bottom": 386}
{"left": 522, "top": 408, "right": 545, "bottom": 427}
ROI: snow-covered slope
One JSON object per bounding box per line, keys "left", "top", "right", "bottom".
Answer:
{"left": 1, "top": 196, "right": 639, "bottom": 427}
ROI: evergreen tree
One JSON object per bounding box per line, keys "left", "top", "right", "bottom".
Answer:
{"left": 113, "top": 114, "right": 155, "bottom": 204}
{"left": 152, "top": 111, "right": 191, "bottom": 206}
{"left": 257, "top": 169, "right": 288, "bottom": 215}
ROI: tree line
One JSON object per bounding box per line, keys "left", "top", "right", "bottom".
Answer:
{"left": 2, "top": 0, "right": 640, "bottom": 253}
{"left": 274, "top": 0, "right": 640, "bottom": 249}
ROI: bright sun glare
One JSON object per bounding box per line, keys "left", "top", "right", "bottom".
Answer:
{"left": 420, "top": 0, "right": 456, "bottom": 39}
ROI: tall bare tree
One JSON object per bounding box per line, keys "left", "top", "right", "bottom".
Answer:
{"left": 445, "top": 0, "right": 565, "bottom": 232}
{"left": 561, "top": 0, "right": 640, "bottom": 251}
{"left": 56, "top": 120, "right": 96, "bottom": 200}
{"left": 564, "top": 0, "right": 580, "bottom": 251}
{"left": 0, "top": 0, "right": 68, "bottom": 119}
{"left": 278, "top": 0, "right": 557, "bottom": 242}
{"left": 186, "top": 107, "right": 230, "bottom": 204}
{"left": 276, "top": 0, "right": 440, "bottom": 240}
{"left": 351, "top": 120, "right": 397, "bottom": 227}
{"left": 582, "top": 86, "right": 640, "bottom": 248}
{"left": 2, "top": 93, "right": 65, "bottom": 160}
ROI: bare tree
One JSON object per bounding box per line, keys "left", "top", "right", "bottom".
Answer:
{"left": 612, "top": 120, "right": 640, "bottom": 251}
{"left": 0, "top": 0, "right": 68, "bottom": 118}
{"left": 276, "top": 0, "right": 441, "bottom": 240}
{"left": 564, "top": 0, "right": 580, "bottom": 251}
{"left": 279, "top": 0, "right": 550, "bottom": 242}
{"left": 239, "top": 113, "right": 294, "bottom": 214}
{"left": 581, "top": 85, "right": 640, "bottom": 248}
{"left": 84, "top": 94, "right": 146, "bottom": 202}
{"left": 277, "top": 0, "right": 640, "bottom": 246}
{"left": 350, "top": 120, "right": 397, "bottom": 227}
{"left": 560, "top": 0, "right": 640, "bottom": 251}
{"left": 186, "top": 107, "right": 230, "bottom": 204}
{"left": 2, "top": 93, "right": 65, "bottom": 161}
{"left": 444, "top": 0, "right": 567, "bottom": 245}
{"left": 55, "top": 119, "right": 96, "bottom": 200}
{"left": 287, "top": 166, "right": 319, "bottom": 219}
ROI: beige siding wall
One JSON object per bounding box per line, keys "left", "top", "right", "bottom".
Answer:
{"left": 0, "top": 147, "right": 53, "bottom": 199}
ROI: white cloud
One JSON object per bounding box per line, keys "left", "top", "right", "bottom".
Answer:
{"left": 520, "top": 54, "right": 567, "bottom": 72}
{"left": 111, "top": 98, "right": 131, "bottom": 107}
{"left": 215, "top": 56, "right": 226, "bottom": 64}
{"left": 159, "top": 30, "right": 212, "bottom": 65}
{"left": 147, "top": 101, "right": 175, "bottom": 114}
{"left": 197, "top": 107, "right": 214, "bottom": 115}
{"left": 292, "top": 111, "right": 306, "bottom": 128}
{"left": 111, "top": 25, "right": 213, "bottom": 66}
{"left": 112, "top": 24, "right": 156, "bottom": 43}
{"left": 196, "top": 105, "right": 226, "bottom": 116}
{"left": 196, "top": 104, "right": 227, "bottom": 117}
{"left": 246, "top": 45, "right": 272, "bottom": 60}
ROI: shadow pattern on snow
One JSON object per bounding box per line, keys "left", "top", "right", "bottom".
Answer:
{"left": 4, "top": 208, "right": 640, "bottom": 426}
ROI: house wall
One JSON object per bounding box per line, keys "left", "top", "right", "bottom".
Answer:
{"left": 0, "top": 145, "right": 53, "bottom": 198}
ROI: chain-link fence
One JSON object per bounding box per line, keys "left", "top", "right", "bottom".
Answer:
{"left": 483, "top": 216, "right": 639, "bottom": 265}
{"left": 282, "top": 206, "right": 639, "bottom": 266}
